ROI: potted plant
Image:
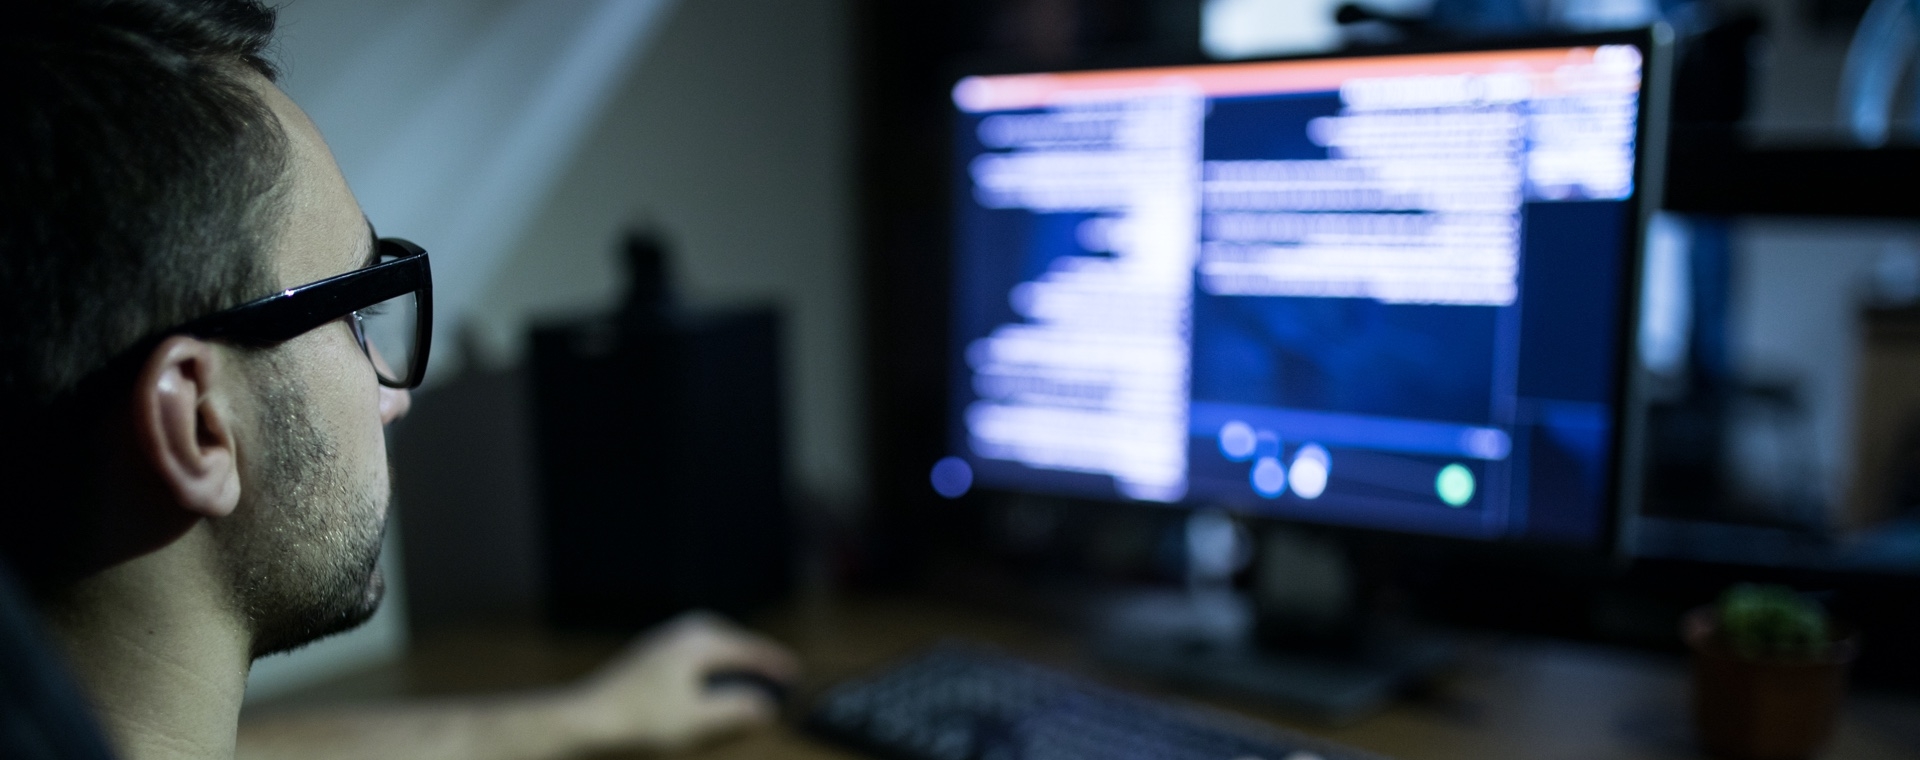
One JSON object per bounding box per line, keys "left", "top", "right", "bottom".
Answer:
{"left": 1683, "top": 584, "right": 1859, "bottom": 760}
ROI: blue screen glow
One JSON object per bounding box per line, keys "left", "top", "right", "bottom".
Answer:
{"left": 949, "top": 45, "right": 1645, "bottom": 546}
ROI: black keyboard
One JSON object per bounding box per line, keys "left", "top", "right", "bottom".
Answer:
{"left": 806, "top": 644, "right": 1390, "bottom": 760}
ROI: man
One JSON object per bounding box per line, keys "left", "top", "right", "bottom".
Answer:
{"left": 0, "top": 2, "right": 797, "bottom": 759}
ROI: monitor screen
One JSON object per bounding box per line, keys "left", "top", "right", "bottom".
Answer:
{"left": 945, "top": 38, "right": 1655, "bottom": 547}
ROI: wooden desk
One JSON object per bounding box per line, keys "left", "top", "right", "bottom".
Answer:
{"left": 257, "top": 594, "right": 1920, "bottom": 759}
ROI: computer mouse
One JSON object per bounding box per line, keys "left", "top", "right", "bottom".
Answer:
{"left": 704, "top": 668, "right": 791, "bottom": 707}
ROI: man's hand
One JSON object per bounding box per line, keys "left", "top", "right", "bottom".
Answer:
{"left": 566, "top": 611, "right": 801, "bottom": 753}
{"left": 238, "top": 611, "right": 799, "bottom": 760}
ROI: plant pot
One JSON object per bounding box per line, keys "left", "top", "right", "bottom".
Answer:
{"left": 1682, "top": 608, "right": 1859, "bottom": 760}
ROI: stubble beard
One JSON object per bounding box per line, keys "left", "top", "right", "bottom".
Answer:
{"left": 213, "top": 356, "right": 388, "bottom": 659}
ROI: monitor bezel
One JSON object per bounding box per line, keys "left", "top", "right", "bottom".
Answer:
{"left": 940, "top": 26, "right": 1674, "bottom": 559}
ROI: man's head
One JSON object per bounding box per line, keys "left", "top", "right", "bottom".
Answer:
{"left": 1, "top": 0, "right": 413, "bottom": 657}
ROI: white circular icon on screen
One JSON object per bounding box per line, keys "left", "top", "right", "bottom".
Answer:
{"left": 1288, "top": 444, "right": 1330, "bottom": 500}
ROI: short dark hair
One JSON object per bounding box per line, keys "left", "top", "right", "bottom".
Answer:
{"left": 0, "top": 0, "right": 287, "bottom": 406}
{"left": 0, "top": 0, "right": 290, "bottom": 579}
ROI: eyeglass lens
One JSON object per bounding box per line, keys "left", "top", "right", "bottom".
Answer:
{"left": 357, "top": 283, "right": 420, "bottom": 386}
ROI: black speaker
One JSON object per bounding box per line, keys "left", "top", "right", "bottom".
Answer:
{"left": 529, "top": 232, "right": 792, "bottom": 632}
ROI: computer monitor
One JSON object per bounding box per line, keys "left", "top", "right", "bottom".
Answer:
{"left": 943, "top": 31, "right": 1667, "bottom": 551}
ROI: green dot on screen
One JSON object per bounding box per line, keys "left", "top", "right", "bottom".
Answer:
{"left": 1436, "top": 464, "right": 1475, "bottom": 507}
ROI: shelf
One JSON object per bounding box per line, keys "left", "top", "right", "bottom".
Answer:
{"left": 1664, "top": 132, "right": 1920, "bottom": 218}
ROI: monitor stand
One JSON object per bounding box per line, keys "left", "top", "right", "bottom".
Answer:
{"left": 1090, "top": 521, "right": 1454, "bottom": 724}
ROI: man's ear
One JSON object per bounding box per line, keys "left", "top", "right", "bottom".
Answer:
{"left": 132, "top": 336, "right": 242, "bottom": 519}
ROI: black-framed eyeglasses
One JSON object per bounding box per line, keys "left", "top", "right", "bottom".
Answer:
{"left": 176, "top": 238, "right": 433, "bottom": 389}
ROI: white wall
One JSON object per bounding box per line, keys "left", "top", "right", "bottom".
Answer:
{"left": 1745, "top": 0, "right": 1846, "bottom": 138}
{"left": 275, "top": 0, "right": 677, "bottom": 380}
{"left": 467, "top": 0, "right": 864, "bottom": 513}
{"left": 1728, "top": 219, "right": 1920, "bottom": 514}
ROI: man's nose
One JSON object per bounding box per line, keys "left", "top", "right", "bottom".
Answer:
{"left": 379, "top": 384, "right": 411, "bottom": 424}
